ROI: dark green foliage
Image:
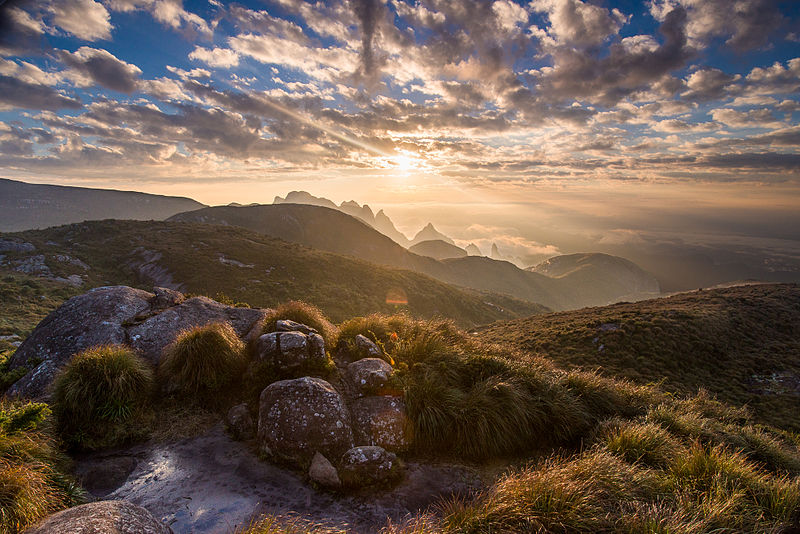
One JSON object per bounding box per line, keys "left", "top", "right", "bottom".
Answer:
{"left": 52, "top": 345, "right": 154, "bottom": 450}
{"left": 159, "top": 322, "right": 246, "bottom": 403}
{"left": 260, "top": 301, "right": 337, "bottom": 344}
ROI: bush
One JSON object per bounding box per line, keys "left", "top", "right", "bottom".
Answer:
{"left": 158, "top": 322, "right": 246, "bottom": 403}
{"left": 52, "top": 345, "right": 153, "bottom": 450}
{"left": 260, "top": 301, "right": 336, "bottom": 344}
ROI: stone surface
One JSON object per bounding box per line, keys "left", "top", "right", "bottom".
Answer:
{"left": 308, "top": 452, "right": 341, "bottom": 488}
{"left": 258, "top": 377, "right": 353, "bottom": 465}
{"left": 255, "top": 331, "right": 326, "bottom": 371}
{"left": 276, "top": 319, "right": 318, "bottom": 335}
{"left": 351, "top": 396, "right": 411, "bottom": 452}
{"left": 23, "top": 500, "right": 171, "bottom": 534}
{"left": 226, "top": 403, "right": 255, "bottom": 441}
{"left": 74, "top": 456, "right": 138, "bottom": 497}
{"left": 347, "top": 358, "right": 393, "bottom": 395}
{"left": 7, "top": 286, "right": 153, "bottom": 399}
{"left": 339, "top": 446, "right": 402, "bottom": 488}
{"left": 354, "top": 334, "right": 382, "bottom": 358}
{"left": 128, "top": 296, "right": 266, "bottom": 365}
{"left": 149, "top": 287, "right": 185, "bottom": 311}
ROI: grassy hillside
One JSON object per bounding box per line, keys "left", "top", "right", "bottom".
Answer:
{"left": 171, "top": 204, "right": 662, "bottom": 310}
{"left": 0, "top": 220, "right": 546, "bottom": 329}
{"left": 479, "top": 284, "right": 800, "bottom": 431}
{"left": 0, "top": 178, "right": 204, "bottom": 232}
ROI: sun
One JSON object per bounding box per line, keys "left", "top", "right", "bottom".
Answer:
{"left": 389, "top": 152, "right": 423, "bottom": 173}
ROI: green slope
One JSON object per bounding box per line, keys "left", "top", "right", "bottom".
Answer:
{"left": 479, "top": 283, "right": 800, "bottom": 431}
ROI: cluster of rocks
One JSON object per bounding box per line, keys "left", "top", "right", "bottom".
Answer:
{"left": 227, "top": 322, "right": 410, "bottom": 489}
{"left": 7, "top": 285, "right": 412, "bottom": 491}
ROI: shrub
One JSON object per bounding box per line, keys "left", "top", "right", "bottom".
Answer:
{"left": 158, "top": 322, "right": 246, "bottom": 403}
{"left": 52, "top": 345, "right": 153, "bottom": 450}
{"left": 260, "top": 301, "right": 336, "bottom": 344}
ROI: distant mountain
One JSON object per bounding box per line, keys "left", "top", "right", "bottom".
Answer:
{"left": 528, "top": 253, "right": 660, "bottom": 295}
{"left": 170, "top": 204, "right": 662, "bottom": 311}
{"left": 273, "top": 191, "right": 337, "bottom": 210}
{"left": 490, "top": 242, "right": 503, "bottom": 260}
{"left": 1, "top": 219, "right": 545, "bottom": 327}
{"left": 411, "top": 223, "right": 454, "bottom": 246}
{"left": 0, "top": 178, "right": 205, "bottom": 232}
{"left": 373, "top": 209, "right": 411, "bottom": 247}
{"left": 409, "top": 239, "right": 468, "bottom": 260}
{"left": 465, "top": 243, "right": 483, "bottom": 256}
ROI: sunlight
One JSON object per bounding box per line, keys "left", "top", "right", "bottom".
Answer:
{"left": 389, "top": 152, "right": 423, "bottom": 174}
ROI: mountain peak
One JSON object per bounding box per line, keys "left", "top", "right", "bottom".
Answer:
{"left": 412, "top": 222, "right": 454, "bottom": 246}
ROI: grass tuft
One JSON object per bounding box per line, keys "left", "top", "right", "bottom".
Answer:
{"left": 260, "top": 301, "right": 337, "bottom": 345}
{"left": 52, "top": 344, "right": 153, "bottom": 451}
{"left": 159, "top": 322, "right": 246, "bottom": 404}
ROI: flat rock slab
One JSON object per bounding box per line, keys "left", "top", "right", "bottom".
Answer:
{"left": 78, "top": 424, "right": 483, "bottom": 534}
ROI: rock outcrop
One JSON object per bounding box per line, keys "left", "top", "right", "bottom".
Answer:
{"left": 347, "top": 357, "right": 393, "bottom": 396}
{"left": 225, "top": 403, "right": 255, "bottom": 441}
{"left": 255, "top": 331, "right": 326, "bottom": 372}
{"left": 351, "top": 396, "right": 411, "bottom": 452}
{"left": 339, "top": 446, "right": 402, "bottom": 488}
{"left": 23, "top": 500, "right": 171, "bottom": 534}
{"left": 257, "top": 377, "right": 354, "bottom": 465}
{"left": 7, "top": 286, "right": 267, "bottom": 398}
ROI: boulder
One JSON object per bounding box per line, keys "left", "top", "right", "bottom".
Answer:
{"left": 258, "top": 377, "right": 353, "bottom": 465}
{"left": 7, "top": 286, "right": 153, "bottom": 399}
{"left": 308, "top": 452, "right": 341, "bottom": 488}
{"left": 351, "top": 396, "right": 411, "bottom": 452}
{"left": 255, "top": 331, "right": 326, "bottom": 372}
{"left": 225, "top": 403, "right": 255, "bottom": 440}
{"left": 354, "top": 334, "right": 382, "bottom": 358}
{"left": 23, "top": 500, "right": 171, "bottom": 534}
{"left": 347, "top": 358, "right": 393, "bottom": 395}
{"left": 339, "top": 446, "right": 402, "bottom": 488}
{"left": 128, "top": 296, "right": 266, "bottom": 365}
{"left": 276, "top": 319, "right": 318, "bottom": 336}
{"left": 149, "top": 287, "right": 185, "bottom": 311}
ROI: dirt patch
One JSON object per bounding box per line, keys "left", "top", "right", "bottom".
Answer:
{"left": 75, "top": 424, "right": 484, "bottom": 533}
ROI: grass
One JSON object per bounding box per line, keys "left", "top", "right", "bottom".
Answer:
{"left": 259, "top": 301, "right": 337, "bottom": 345}
{"left": 52, "top": 345, "right": 154, "bottom": 451}
{"left": 238, "top": 514, "right": 348, "bottom": 533}
{"left": 0, "top": 400, "right": 83, "bottom": 533}
{"left": 480, "top": 283, "right": 800, "bottom": 431}
{"left": 158, "top": 322, "right": 246, "bottom": 404}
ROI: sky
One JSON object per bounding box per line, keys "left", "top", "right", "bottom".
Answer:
{"left": 0, "top": 0, "right": 799, "bottom": 269}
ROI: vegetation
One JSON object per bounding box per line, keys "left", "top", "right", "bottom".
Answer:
{"left": 480, "top": 284, "right": 800, "bottom": 431}
{"left": 0, "top": 400, "right": 83, "bottom": 533}
{"left": 158, "top": 322, "right": 246, "bottom": 405}
{"left": 52, "top": 345, "right": 154, "bottom": 451}
{"left": 260, "top": 301, "right": 337, "bottom": 345}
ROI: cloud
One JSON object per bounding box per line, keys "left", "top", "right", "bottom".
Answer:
{"left": 57, "top": 47, "right": 142, "bottom": 93}
{"left": 48, "top": 0, "right": 112, "bottom": 41}
{"left": 681, "top": 68, "right": 740, "bottom": 102}
{"left": 0, "top": 75, "right": 82, "bottom": 111}
{"left": 531, "top": 0, "right": 629, "bottom": 47}
{"left": 710, "top": 108, "right": 783, "bottom": 129}
{"left": 189, "top": 46, "right": 240, "bottom": 69}
{"left": 106, "top": 0, "right": 212, "bottom": 38}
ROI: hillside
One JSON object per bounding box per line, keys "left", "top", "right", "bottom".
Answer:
{"left": 0, "top": 178, "right": 205, "bottom": 232}
{"left": 0, "top": 220, "right": 546, "bottom": 329}
{"left": 170, "top": 204, "right": 661, "bottom": 310}
{"left": 529, "top": 252, "right": 660, "bottom": 295}
{"left": 479, "top": 283, "right": 800, "bottom": 431}
{"left": 408, "top": 239, "right": 467, "bottom": 260}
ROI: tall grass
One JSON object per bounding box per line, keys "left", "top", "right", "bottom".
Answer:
{"left": 159, "top": 322, "right": 246, "bottom": 404}
{"left": 260, "top": 301, "right": 337, "bottom": 344}
{"left": 52, "top": 345, "right": 153, "bottom": 450}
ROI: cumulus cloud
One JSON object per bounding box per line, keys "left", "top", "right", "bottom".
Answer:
{"left": 189, "top": 47, "right": 240, "bottom": 69}
{"left": 531, "top": 0, "right": 629, "bottom": 48}
{"left": 48, "top": 0, "right": 113, "bottom": 41}
{"left": 0, "top": 75, "right": 82, "bottom": 111}
{"left": 57, "top": 47, "right": 142, "bottom": 93}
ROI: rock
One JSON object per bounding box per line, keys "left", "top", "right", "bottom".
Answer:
{"left": 354, "top": 334, "right": 382, "bottom": 358}
{"left": 7, "top": 286, "right": 153, "bottom": 399}
{"left": 23, "top": 500, "right": 171, "bottom": 534}
{"left": 308, "top": 452, "right": 341, "bottom": 488}
{"left": 128, "top": 296, "right": 266, "bottom": 365}
{"left": 258, "top": 377, "right": 353, "bottom": 465}
{"left": 0, "top": 238, "right": 35, "bottom": 252}
{"left": 351, "top": 396, "right": 411, "bottom": 452}
{"left": 339, "top": 446, "right": 402, "bottom": 488}
{"left": 226, "top": 403, "right": 255, "bottom": 440}
{"left": 276, "top": 319, "right": 318, "bottom": 335}
{"left": 347, "top": 358, "right": 393, "bottom": 395}
{"left": 150, "top": 287, "right": 185, "bottom": 311}
{"left": 255, "top": 331, "right": 326, "bottom": 372}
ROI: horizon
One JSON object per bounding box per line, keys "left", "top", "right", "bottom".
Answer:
{"left": 1, "top": 0, "right": 799, "bottom": 269}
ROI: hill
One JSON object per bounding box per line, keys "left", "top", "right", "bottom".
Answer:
{"left": 528, "top": 252, "right": 660, "bottom": 295}
{"left": 170, "top": 204, "right": 661, "bottom": 310}
{"left": 0, "top": 178, "right": 205, "bottom": 232}
{"left": 0, "top": 220, "right": 546, "bottom": 330}
{"left": 410, "top": 223, "right": 454, "bottom": 246}
{"left": 478, "top": 283, "right": 800, "bottom": 431}
{"left": 408, "top": 239, "right": 467, "bottom": 260}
